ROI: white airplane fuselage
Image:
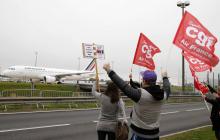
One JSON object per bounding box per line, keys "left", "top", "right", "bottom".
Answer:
{"left": 2, "top": 65, "right": 95, "bottom": 83}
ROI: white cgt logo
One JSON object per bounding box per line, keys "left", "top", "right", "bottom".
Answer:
{"left": 189, "top": 56, "right": 205, "bottom": 65}
{"left": 186, "top": 26, "right": 214, "bottom": 50}
{"left": 141, "top": 44, "right": 153, "bottom": 59}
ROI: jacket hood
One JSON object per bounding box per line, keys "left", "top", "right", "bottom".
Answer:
{"left": 144, "top": 85, "right": 164, "bottom": 100}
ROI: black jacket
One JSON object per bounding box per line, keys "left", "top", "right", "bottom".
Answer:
{"left": 130, "top": 78, "right": 171, "bottom": 100}
{"left": 205, "top": 97, "right": 220, "bottom": 130}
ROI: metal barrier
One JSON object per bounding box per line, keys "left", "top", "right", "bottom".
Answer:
{"left": 0, "top": 89, "right": 200, "bottom": 98}
{"left": 0, "top": 95, "right": 200, "bottom": 104}
{"left": 1, "top": 89, "right": 40, "bottom": 97}
{"left": 0, "top": 89, "right": 202, "bottom": 104}
{"left": 0, "top": 89, "right": 92, "bottom": 97}
{"left": 0, "top": 94, "right": 202, "bottom": 111}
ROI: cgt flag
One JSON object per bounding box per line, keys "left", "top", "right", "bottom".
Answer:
{"left": 183, "top": 52, "right": 211, "bottom": 72}
{"left": 194, "top": 76, "right": 209, "bottom": 95}
{"left": 190, "top": 67, "right": 209, "bottom": 94}
{"left": 133, "top": 33, "right": 161, "bottom": 70}
{"left": 173, "top": 11, "right": 219, "bottom": 67}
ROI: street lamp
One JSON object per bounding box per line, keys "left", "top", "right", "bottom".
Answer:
{"left": 34, "top": 51, "right": 38, "bottom": 67}
{"left": 218, "top": 73, "right": 220, "bottom": 87}
{"left": 78, "top": 57, "right": 81, "bottom": 70}
{"left": 177, "top": 0, "right": 190, "bottom": 92}
{"left": 111, "top": 61, "right": 114, "bottom": 70}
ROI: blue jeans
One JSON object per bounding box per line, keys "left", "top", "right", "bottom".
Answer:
{"left": 131, "top": 134, "right": 159, "bottom": 140}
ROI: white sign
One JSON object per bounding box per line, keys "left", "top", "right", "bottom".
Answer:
{"left": 82, "top": 43, "right": 94, "bottom": 58}
{"left": 96, "top": 44, "right": 105, "bottom": 59}
{"left": 82, "top": 43, "right": 105, "bottom": 59}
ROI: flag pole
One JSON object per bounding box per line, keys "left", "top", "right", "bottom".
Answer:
{"left": 93, "top": 43, "right": 100, "bottom": 92}
{"left": 130, "top": 64, "right": 133, "bottom": 77}
{"left": 203, "top": 98, "right": 210, "bottom": 111}
{"left": 199, "top": 91, "right": 210, "bottom": 111}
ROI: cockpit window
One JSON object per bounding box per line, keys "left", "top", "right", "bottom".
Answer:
{"left": 8, "top": 67, "right": 15, "bottom": 70}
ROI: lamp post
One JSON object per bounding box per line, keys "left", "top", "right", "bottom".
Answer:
{"left": 78, "top": 57, "right": 81, "bottom": 70}
{"left": 177, "top": 1, "right": 190, "bottom": 92}
{"left": 207, "top": 71, "right": 210, "bottom": 84}
{"left": 111, "top": 61, "right": 114, "bottom": 70}
{"left": 218, "top": 73, "right": 220, "bottom": 87}
{"left": 213, "top": 72, "right": 215, "bottom": 88}
{"left": 34, "top": 51, "right": 38, "bottom": 67}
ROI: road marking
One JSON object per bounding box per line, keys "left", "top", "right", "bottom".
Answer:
{"left": 92, "top": 107, "right": 207, "bottom": 123}
{"left": 0, "top": 124, "right": 70, "bottom": 133}
{"left": 93, "top": 117, "right": 130, "bottom": 123}
{"left": 185, "top": 108, "right": 205, "bottom": 112}
{"left": 93, "top": 108, "right": 204, "bottom": 123}
{"left": 161, "top": 125, "right": 212, "bottom": 138}
{"left": 161, "top": 111, "right": 180, "bottom": 115}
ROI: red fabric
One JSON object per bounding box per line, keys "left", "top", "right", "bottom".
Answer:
{"left": 133, "top": 33, "right": 161, "bottom": 70}
{"left": 190, "top": 67, "right": 209, "bottom": 94}
{"left": 173, "top": 11, "right": 219, "bottom": 67}
{"left": 183, "top": 52, "right": 211, "bottom": 72}
{"left": 194, "top": 76, "right": 209, "bottom": 94}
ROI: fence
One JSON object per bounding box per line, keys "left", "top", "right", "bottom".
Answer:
{"left": 0, "top": 89, "right": 203, "bottom": 104}
{"left": 0, "top": 89, "right": 91, "bottom": 97}
{"left": 0, "top": 89, "right": 203, "bottom": 112}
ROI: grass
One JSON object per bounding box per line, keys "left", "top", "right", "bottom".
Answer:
{"left": 0, "top": 82, "right": 77, "bottom": 92}
{"left": 171, "top": 85, "right": 194, "bottom": 92}
{"left": 167, "top": 97, "right": 202, "bottom": 103}
{"left": 161, "top": 126, "right": 216, "bottom": 140}
{"left": 0, "top": 102, "right": 98, "bottom": 112}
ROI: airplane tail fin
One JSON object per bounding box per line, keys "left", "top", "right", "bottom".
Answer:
{"left": 84, "top": 59, "right": 96, "bottom": 71}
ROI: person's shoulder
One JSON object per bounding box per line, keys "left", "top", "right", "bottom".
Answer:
{"left": 139, "top": 88, "right": 152, "bottom": 98}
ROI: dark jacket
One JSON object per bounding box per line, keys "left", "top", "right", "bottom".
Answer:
{"left": 130, "top": 77, "right": 171, "bottom": 100}
{"left": 205, "top": 97, "right": 220, "bottom": 130}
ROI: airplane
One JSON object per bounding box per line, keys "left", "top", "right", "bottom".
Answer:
{"left": 1, "top": 59, "right": 96, "bottom": 84}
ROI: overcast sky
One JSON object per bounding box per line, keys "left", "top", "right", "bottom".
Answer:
{"left": 0, "top": 0, "right": 219, "bottom": 85}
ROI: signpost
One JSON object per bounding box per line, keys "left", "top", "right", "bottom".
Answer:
{"left": 82, "top": 43, "right": 105, "bottom": 91}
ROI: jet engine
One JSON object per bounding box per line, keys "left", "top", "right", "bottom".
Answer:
{"left": 43, "top": 76, "right": 56, "bottom": 83}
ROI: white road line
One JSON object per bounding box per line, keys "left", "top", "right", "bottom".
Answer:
{"left": 161, "top": 111, "right": 180, "bottom": 115}
{"left": 185, "top": 108, "right": 205, "bottom": 112}
{"left": 93, "top": 117, "right": 130, "bottom": 123}
{"left": 0, "top": 124, "right": 70, "bottom": 133}
{"left": 92, "top": 108, "right": 206, "bottom": 123}
{"left": 161, "top": 125, "right": 212, "bottom": 138}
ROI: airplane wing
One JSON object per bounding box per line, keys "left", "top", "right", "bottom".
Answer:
{"left": 52, "top": 71, "right": 94, "bottom": 79}
{"left": 54, "top": 58, "right": 96, "bottom": 79}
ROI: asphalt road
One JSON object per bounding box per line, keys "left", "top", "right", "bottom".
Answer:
{"left": 0, "top": 102, "right": 211, "bottom": 140}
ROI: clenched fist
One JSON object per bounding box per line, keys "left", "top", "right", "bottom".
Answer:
{"left": 103, "top": 63, "right": 111, "bottom": 72}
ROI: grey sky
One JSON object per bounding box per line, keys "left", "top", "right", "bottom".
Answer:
{"left": 0, "top": 0, "right": 219, "bottom": 85}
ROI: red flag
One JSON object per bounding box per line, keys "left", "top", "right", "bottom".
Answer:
{"left": 183, "top": 52, "right": 211, "bottom": 72}
{"left": 133, "top": 33, "right": 161, "bottom": 70}
{"left": 194, "top": 76, "right": 209, "bottom": 94}
{"left": 190, "top": 67, "right": 209, "bottom": 94}
{"left": 173, "top": 11, "right": 219, "bottom": 67}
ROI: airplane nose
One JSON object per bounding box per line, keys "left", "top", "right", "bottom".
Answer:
{"left": 1, "top": 71, "right": 5, "bottom": 76}
{"left": 2, "top": 70, "right": 8, "bottom": 76}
